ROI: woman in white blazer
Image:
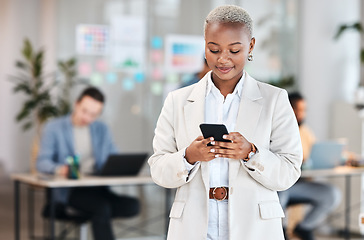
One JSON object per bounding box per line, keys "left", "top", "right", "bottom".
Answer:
{"left": 149, "top": 5, "right": 303, "bottom": 240}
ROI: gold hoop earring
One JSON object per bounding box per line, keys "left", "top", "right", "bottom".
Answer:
{"left": 248, "top": 53, "right": 253, "bottom": 62}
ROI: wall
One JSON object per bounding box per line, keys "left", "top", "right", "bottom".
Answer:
{"left": 0, "top": 0, "right": 41, "bottom": 173}
{"left": 298, "top": 0, "right": 360, "bottom": 141}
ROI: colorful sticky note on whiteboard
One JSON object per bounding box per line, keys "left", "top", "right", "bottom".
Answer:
{"left": 166, "top": 73, "right": 179, "bottom": 83}
{"left": 106, "top": 72, "right": 117, "bottom": 84}
{"left": 78, "top": 62, "right": 92, "bottom": 76}
{"left": 90, "top": 73, "right": 103, "bottom": 86}
{"left": 96, "top": 59, "right": 108, "bottom": 72}
{"left": 76, "top": 24, "right": 110, "bottom": 55}
{"left": 134, "top": 72, "right": 145, "bottom": 83}
{"left": 151, "top": 82, "right": 163, "bottom": 96}
{"left": 151, "top": 36, "right": 163, "bottom": 49}
{"left": 150, "top": 50, "right": 163, "bottom": 63}
{"left": 123, "top": 78, "right": 135, "bottom": 91}
{"left": 152, "top": 68, "right": 163, "bottom": 80}
{"left": 164, "top": 34, "right": 205, "bottom": 73}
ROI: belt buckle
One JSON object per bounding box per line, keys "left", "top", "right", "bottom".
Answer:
{"left": 212, "top": 187, "right": 227, "bottom": 201}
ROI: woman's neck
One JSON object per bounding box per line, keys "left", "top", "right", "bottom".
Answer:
{"left": 211, "top": 74, "right": 242, "bottom": 98}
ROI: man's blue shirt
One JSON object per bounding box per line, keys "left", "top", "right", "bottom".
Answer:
{"left": 36, "top": 115, "right": 118, "bottom": 203}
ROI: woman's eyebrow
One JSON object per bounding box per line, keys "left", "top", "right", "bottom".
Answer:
{"left": 207, "top": 42, "right": 242, "bottom": 46}
{"left": 229, "top": 42, "right": 242, "bottom": 46}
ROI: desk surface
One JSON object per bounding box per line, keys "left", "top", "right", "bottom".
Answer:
{"left": 11, "top": 173, "right": 154, "bottom": 188}
{"left": 14, "top": 166, "right": 364, "bottom": 187}
{"left": 301, "top": 166, "right": 364, "bottom": 178}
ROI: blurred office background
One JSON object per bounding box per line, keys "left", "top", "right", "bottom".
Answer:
{"left": 1, "top": 0, "right": 363, "bottom": 239}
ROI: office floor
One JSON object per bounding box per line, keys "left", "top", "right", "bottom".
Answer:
{"left": 1, "top": 173, "right": 364, "bottom": 240}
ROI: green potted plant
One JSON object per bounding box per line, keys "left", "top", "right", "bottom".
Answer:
{"left": 335, "top": 22, "right": 364, "bottom": 110}
{"left": 335, "top": 22, "right": 364, "bottom": 62}
{"left": 10, "top": 38, "right": 59, "bottom": 174}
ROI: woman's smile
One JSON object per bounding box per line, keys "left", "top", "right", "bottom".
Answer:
{"left": 216, "top": 66, "right": 233, "bottom": 74}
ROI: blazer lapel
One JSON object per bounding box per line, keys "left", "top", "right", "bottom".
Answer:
{"left": 183, "top": 75, "right": 210, "bottom": 191}
{"left": 230, "top": 73, "right": 263, "bottom": 184}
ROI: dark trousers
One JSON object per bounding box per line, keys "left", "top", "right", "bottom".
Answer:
{"left": 68, "top": 186, "right": 139, "bottom": 240}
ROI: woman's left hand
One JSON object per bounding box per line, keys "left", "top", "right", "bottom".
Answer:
{"left": 211, "top": 132, "right": 252, "bottom": 160}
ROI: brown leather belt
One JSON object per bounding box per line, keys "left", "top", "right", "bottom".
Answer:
{"left": 209, "top": 187, "right": 229, "bottom": 201}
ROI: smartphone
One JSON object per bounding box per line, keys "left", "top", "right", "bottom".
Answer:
{"left": 199, "top": 123, "right": 230, "bottom": 146}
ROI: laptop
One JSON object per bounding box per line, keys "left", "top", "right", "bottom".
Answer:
{"left": 99, "top": 153, "right": 149, "bottom": 176}
{"left": 308, "top": 142, "right": 344, "bottom": 170}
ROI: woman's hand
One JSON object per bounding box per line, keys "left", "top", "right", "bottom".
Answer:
{"left": 211, "top": 132, "right": 252, "bottom": 160}
{"left": 185, "top": 136, "right": 218, "bottom": 164}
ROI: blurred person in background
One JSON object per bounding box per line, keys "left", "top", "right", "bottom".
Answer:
{"left": 37, "top": 87, "right": 139, "bottom": 240}
{"left": 181, "top": 57, "right": 210, "bottom": 88}
{"left": 278, "top": 92, "right": 341, "bottom": 240}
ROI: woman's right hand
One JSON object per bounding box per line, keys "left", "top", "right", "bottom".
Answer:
{"left": 185, "top": 136, "right": 218, "bottom": 164}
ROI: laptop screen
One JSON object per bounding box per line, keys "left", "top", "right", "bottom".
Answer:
{"left": 307, "top": 142, "right": 344, "bottom": 170}
{"left": 99, "top": 153, "right": 149, "bottom": 176}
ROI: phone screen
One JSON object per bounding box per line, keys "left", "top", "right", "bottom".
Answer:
{"left": 199, "top": 123, "right": 230, "bottom": 145}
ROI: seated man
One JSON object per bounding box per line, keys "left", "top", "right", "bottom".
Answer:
{"left": 278, "top": 92, "right": 341, "bottom": 240}
{"left": 37, "top": 87, "right": 139, "bottom": 240}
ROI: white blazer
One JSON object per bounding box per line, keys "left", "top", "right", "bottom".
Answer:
{"left": 149, "top": 72, "right": 303, "bottom": 240}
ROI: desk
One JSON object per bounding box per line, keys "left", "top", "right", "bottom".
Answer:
{"left": 301, "top": 166, "right": 364, "bottom": 240}
{"left": 12, "top": 174, "right": 172, "bottom": 240}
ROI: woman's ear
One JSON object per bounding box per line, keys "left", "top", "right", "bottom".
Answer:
{"left": 249, "top": 37, "right": 256, "bottom": 52}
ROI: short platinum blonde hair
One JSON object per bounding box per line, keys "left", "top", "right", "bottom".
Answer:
{"left": 204, "top": 5, "right": 253, "bottom": 37}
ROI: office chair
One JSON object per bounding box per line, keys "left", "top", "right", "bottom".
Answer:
{"left": 42, "top": 199, "right": 142, "bottom": 240}
{"left": 42, "top": 202, "right": 91, "bottom": 240}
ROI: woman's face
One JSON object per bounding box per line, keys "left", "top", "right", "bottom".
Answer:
{"left": 205, "top": 22, "right": 255, "bottom": 84}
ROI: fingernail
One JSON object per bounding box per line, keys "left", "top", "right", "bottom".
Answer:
{"left": 210, "top": 137, "right": 214, "bottom": 141}
{"left": 210, "top": 149, "right": 215, "bottom": 153}
{"left": 223, "top": 135, "right": 227, "bottom": 139}
{"left": 215, "top": 154, "right": 219, "bottom": 158}
{"left": 211, "top": 141, "right": 215, "bottom": 145}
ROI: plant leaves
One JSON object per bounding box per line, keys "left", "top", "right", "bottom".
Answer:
{"left": 22, "top": 121, "right": 33, "bottom": 131}
{"left": 361, "top": 49, "right": 364, "bottom": 63}
{"left": 35, "top": 79, "right": 44, "bottom": 90}
{"left": 353, "top": 22, "right": 363, "bottom": 32}
{"left": 16, "top": 106, "right": 31, "bottom": 122}
{"left": 13, "top": 82, "right": 31, "bottom": 94}
{"left": 67, "top": 57, "right": 76, "bottom": 66}
{"left": 12, "top": 38, "right": 64, "bottom": 132}
{"left": 35, "top": 91, "right": 51, "bottom": 103}
{"left": 38, "top": 104, "right": 59, "bottom": 122}
{"left": 33, "top": 51, "right": 44, "bottom": 78}
{"left": 57, "top": 98, "right": 72, "bottom": 116}
{"left": 15, "top": 61, "right": 28, "bottom": 70}
{"left": 334, "top": 25, "right": 348, "bottom": 40}
{"left": 334, "top": 22, "right": 363, "bottom": 40}
{"left": 22, "top": 38, "right": 33, "bottom": 61}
